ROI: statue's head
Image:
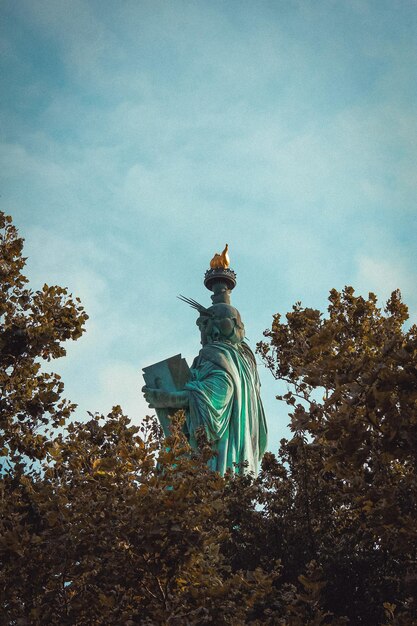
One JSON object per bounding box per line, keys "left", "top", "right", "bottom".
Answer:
{"left": 196, "top": 303, "right": 245, "bottom": 346}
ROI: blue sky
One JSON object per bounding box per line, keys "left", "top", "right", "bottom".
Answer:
{"left": 1, "top": 0, "right": 416, "bottom": 450}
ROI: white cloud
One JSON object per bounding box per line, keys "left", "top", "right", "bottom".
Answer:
{"left": 91, "top": 360, "right": 149, "bottom": 420}
{"left": 356, "top": 254, "right": 416, "bottom": 322}
{"left": 24, "top": 226, "right": 106, "bottom": 315}
{"left": 2, "top": 0, "right": 416, "bottom": 449}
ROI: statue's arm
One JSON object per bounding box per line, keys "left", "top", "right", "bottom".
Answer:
{"left": 142, "top": 386, "right": 189, "bottom": 409}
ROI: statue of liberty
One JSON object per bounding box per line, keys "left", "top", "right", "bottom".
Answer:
{"left": 142, "top": 245, "right": 267, "bottom": 475}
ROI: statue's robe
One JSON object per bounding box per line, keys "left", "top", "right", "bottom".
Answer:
{"left": 185, "top": 341, "right": 267, "bottom": 475}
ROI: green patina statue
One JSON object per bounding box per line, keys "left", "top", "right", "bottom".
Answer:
{"left": 142, "top": 246, "right": 267, "bottom": 475}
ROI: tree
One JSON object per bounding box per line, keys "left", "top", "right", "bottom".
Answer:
{"left": 1, "top": 212, "right": 416, "bottom": 624}
{"left": 0, "top": 213, "right": 318, "bottom": 625}
{"left": 0, "top": 212, "right": 88, "bottom": 465}
{"left": 255, "top": 286, "right": 417, "bottom": 624}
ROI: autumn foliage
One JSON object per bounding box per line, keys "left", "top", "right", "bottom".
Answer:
{"left": 1, "top": 213, "right": 416, "bottom": 625}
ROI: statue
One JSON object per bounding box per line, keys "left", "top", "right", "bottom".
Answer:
{"left": 142, "top": 246, "right": 267, "bottom": 475}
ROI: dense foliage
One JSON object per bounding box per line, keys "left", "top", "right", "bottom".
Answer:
{"left": 1, "top": 213, "right": 416, "bottom": 624}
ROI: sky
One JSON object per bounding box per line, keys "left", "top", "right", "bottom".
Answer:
{"left": 1, "top": 0, "right": 416, "bottom": 451}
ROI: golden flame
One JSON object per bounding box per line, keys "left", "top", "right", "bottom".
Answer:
{"left": 210, "top": 244, "right": 230, "bottom": 269}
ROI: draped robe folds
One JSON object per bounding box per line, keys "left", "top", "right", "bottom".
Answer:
{"left": 184, "top": 341, "right": 267, "bottom": 475}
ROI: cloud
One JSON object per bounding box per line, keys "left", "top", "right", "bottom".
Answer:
{"left": 90, "top": 360, "right": 149, "bottom": 419}
{"left": 2, "top": 0, "right": 416, "bottom": 448}
{"left": 24, "top": 226, "right": 106, "bottom": 313}
{"left": 355, "top": 255, "right": 416, "bottom": 322}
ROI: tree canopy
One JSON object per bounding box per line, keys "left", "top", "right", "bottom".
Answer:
{"left": 1, "top": 213, "right": 416, "bottom": 625}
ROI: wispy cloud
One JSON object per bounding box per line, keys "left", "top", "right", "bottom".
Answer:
{"left": 1, "top": 0, "right": 416, "bottom": 446}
